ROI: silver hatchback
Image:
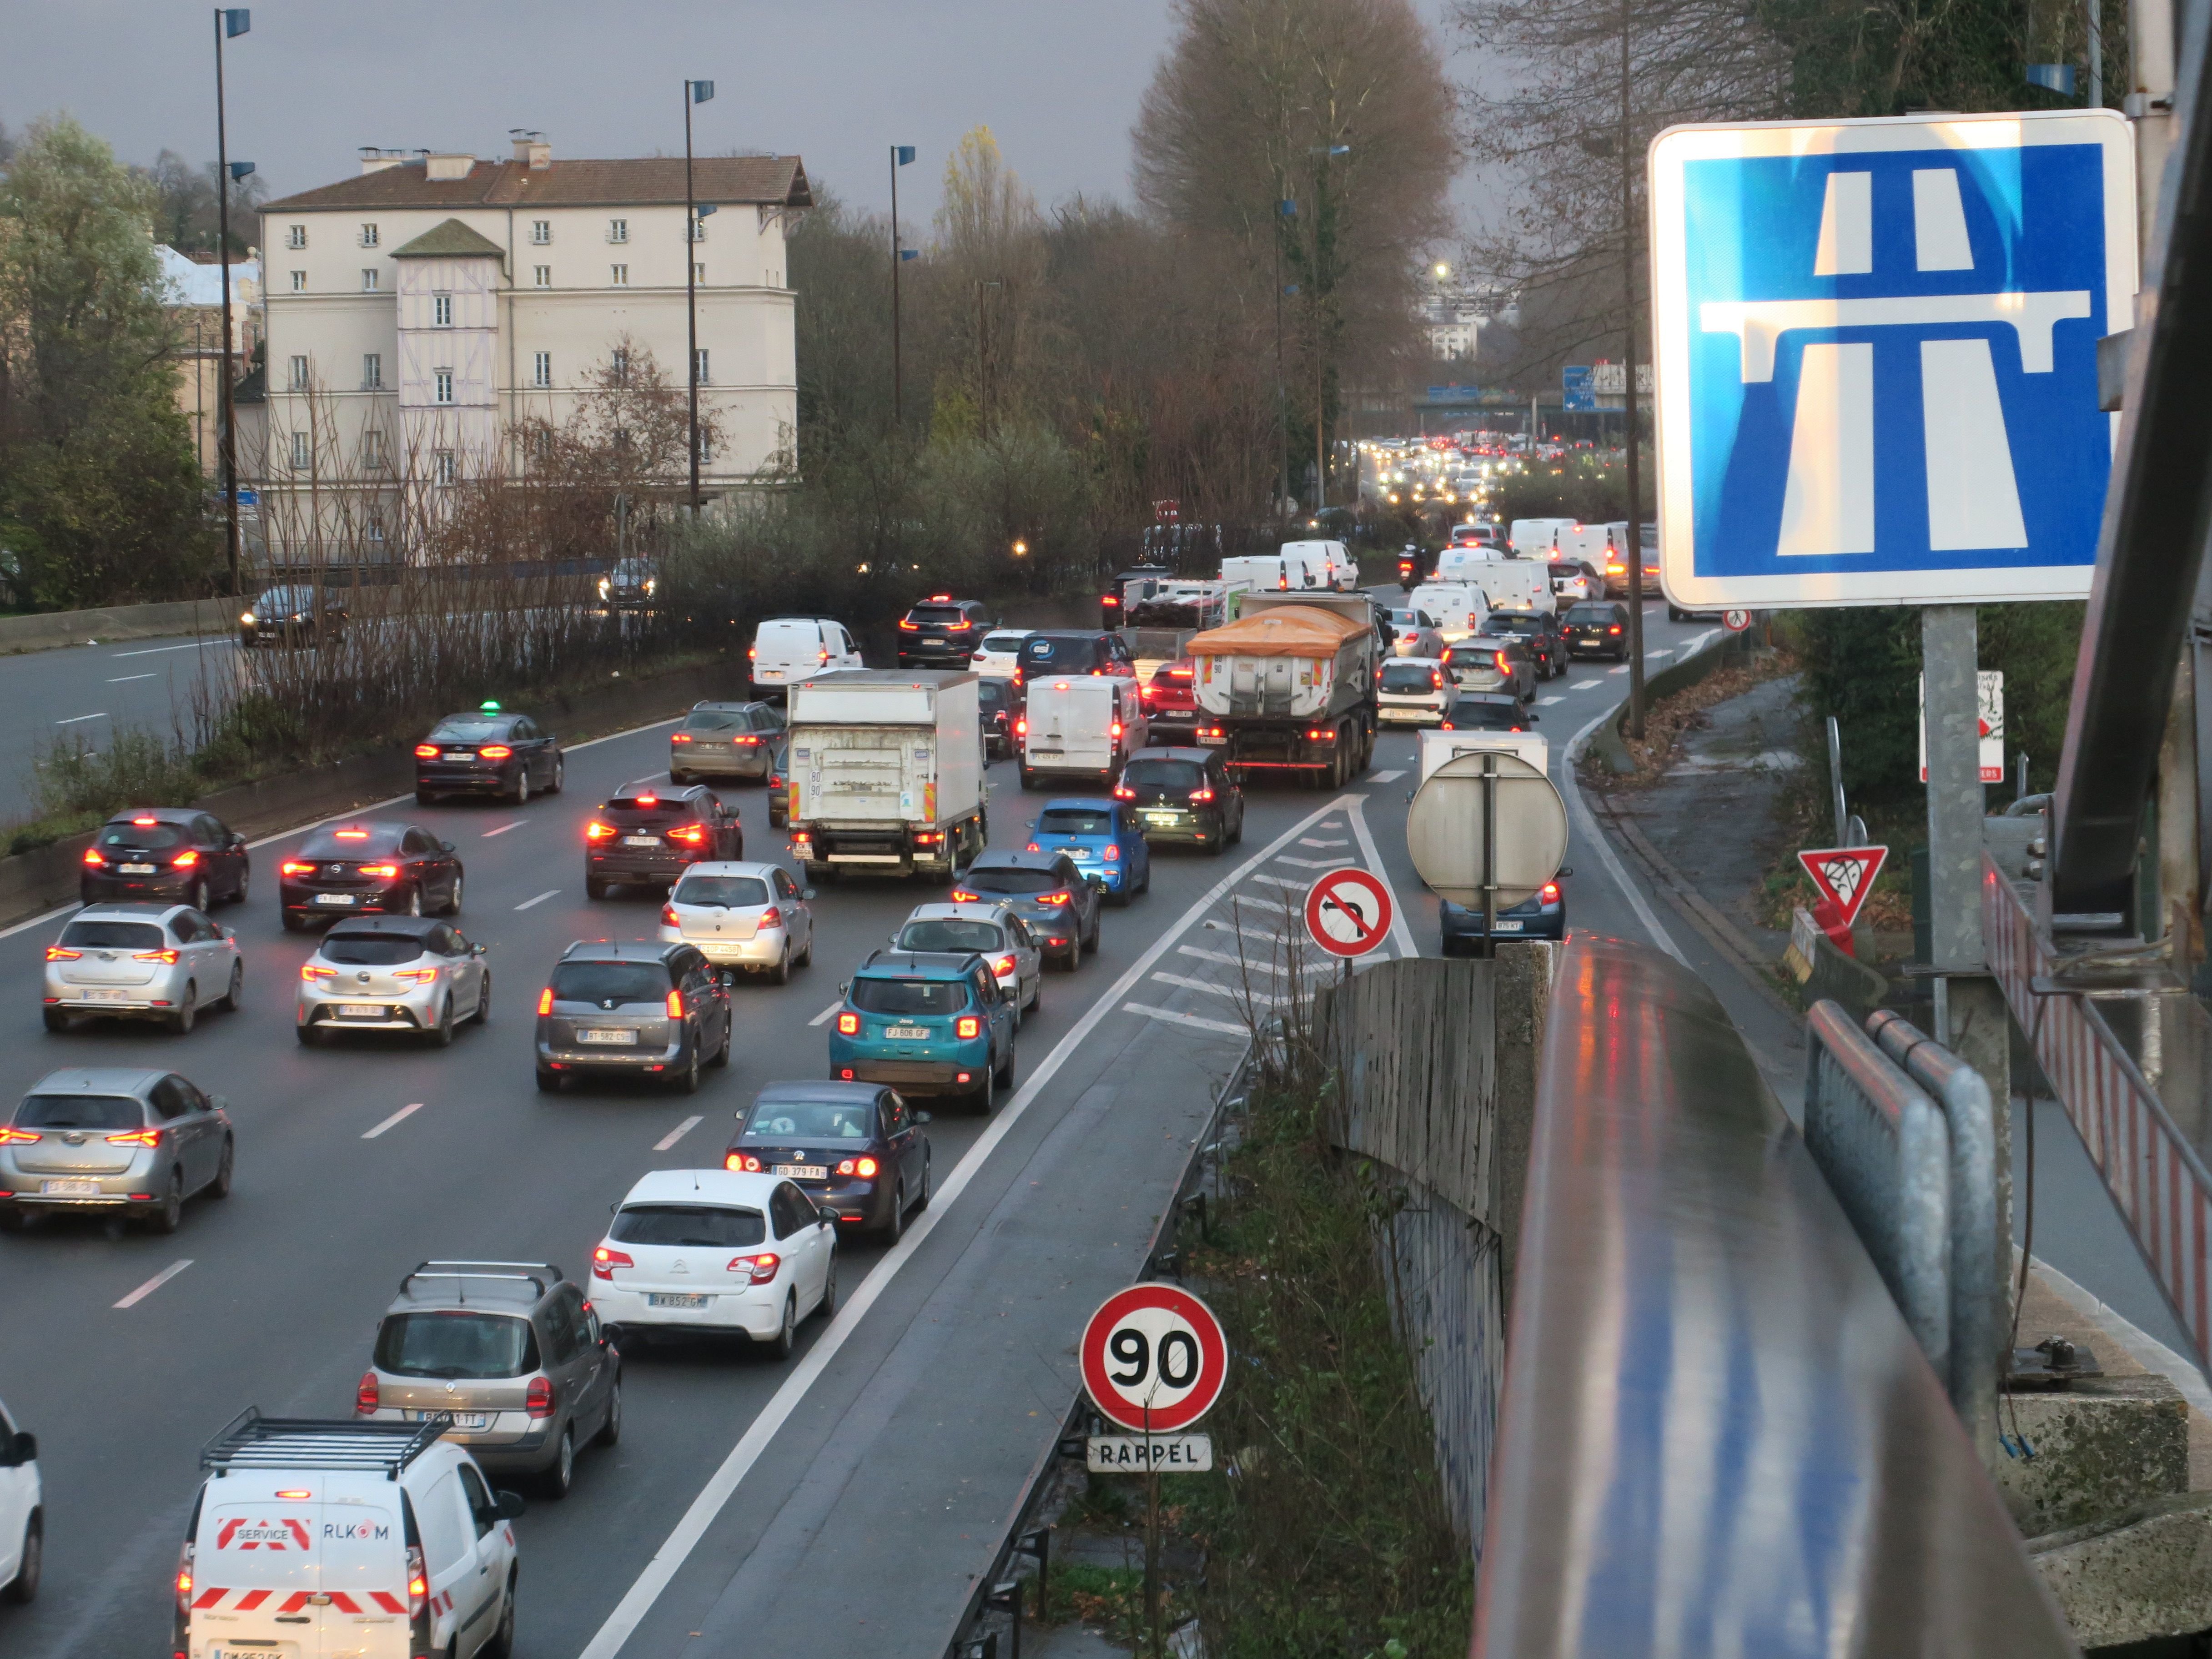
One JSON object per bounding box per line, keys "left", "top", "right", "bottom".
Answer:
{"left": 0, "top": 1068, "right": 233, "bottom": 1232}
{"left": 41, "top": 905, "right": 241, "bottom": 1034}
{"left": 297, "top": 916, "right": 491, "bottom": 1046}
{"left": 659, "top": 861, "right": 814, "bottom": 981}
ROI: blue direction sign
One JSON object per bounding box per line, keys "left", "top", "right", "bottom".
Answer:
{"left": 1648, "top": 111, "right": 2135, "bottom": 608}
{"left": 1562, "top": 365, "right": 1596, "bottom": 412}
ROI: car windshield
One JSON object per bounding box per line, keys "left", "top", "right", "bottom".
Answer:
{"left": 1038, "top": 807, "right": 1114, "bottom": 836}
{"left": 613, "top": 559, "right": 655, "bottom": 578}
{"left": 1565, "top": 604, "right": 1616, "bottom": 624}
{"left": 1150, "top": 664, "right": 1195, "bottom": 687}
{"left": 960, "top": 865, "right": 1060, "bottom": 896}
{"left": 1122, "top": 759, "right": 1205, "bottom": 791}
{"left": 907, "top": 604, "right": 967, "bottom": 625}
{"left": 1457, "top": 699, "right": 1526, "bottom": 729}
{"left": 610, "top": 1203, "right": 766, "bottom": 1247}
{"left": 672, "top": 875, "right": 771, "bottom": 909}
{"left": 1020, "top": 636, "right": 1101, "bottom": 670}
{"left": 1485, "top": 615, "right": 1542, "bottom": 635}
{"left": 550, "top": 962, "right": 669, "bottom": 1005}
{"left": 428, "top": 719, "right": 508, "bottom": 743}
{"left": 321, "top": 934, "right": 427, "bottom": 966}
{"left": 15, "top": 1093, "right": 142, "bottom": 1131}
{"left": 301, "top": 826, "right": 403, "bottom": 857}
{"left": 58, "top": 920, "right": 167, "bottom": 950}
{"left": 897, "top": 919, "right": 1002, "bottom": 953}
{"left": 682, "top": 710, "right": 746, "bottom": 733}
{"left": 980, "top": 633, "right": 1028, "bottom": 653}
{"left": 1381, "top": 663, "right": 1443, "bottom": 693}
{"left": 849, "top": 977, "right": 967, "bottom": 1015}
{"left": 743, "top": 1101, "right": 876, "bottom": 1140}
{"left": 99, "top": 821, "right": 186, "bottom": 850}
{"left": 977, "top": 682, "right": 1010, "bottom": 709}
{"left": 253, "top": 587, "right": 309, "bottom": 611}
{"left": 375, "top": 1312, "right": 538, "bottom": 1380}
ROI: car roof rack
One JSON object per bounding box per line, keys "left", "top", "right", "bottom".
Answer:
{"left": 400, "top": 1259, "right": 560, "bottom": 1300}
{"left": 202, "top": 1408, "right": 449, "bottom": 1479}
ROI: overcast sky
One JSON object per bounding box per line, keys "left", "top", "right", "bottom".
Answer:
{"left": 0, "top": 0, "right": 1479, "bottom": 235}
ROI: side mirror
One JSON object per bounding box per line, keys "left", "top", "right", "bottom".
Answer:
{"left": 440, "top": 841, "right": 456, "bottom": 854}
{"left": 838, "top": 980, "right": 850, "bottom": 995}
{"left": 495, "top": 1489, "right": 528, "bottom": 1520}
{"left": 231, "top": 834, "right": 246, "bottom": 849}
{"left": 219, "top": 925, "right": 234, "bottom": 940}
{"left": 474, "top": 943, "right": 488, "bottom": 956}
{"left": 211, "top": 1095, "right": 230, "bottom": 1114}
{"left": 801, "top": 888, "right": 816, "bottom": 900}
{"left": 7, "top": 1431, "right": 36, "bottom": 1466}
{"left": 915, "top": 1110, "right": 933, "bottom": 1124}
{"left": 1558, "top": 865, "right": 1575, "bottom": 878}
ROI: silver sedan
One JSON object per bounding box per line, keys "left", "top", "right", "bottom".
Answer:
{"left": 42, "top": 904, "right": 241, "bottom": 1035}
{"left": 660, "top": 861, "right": 815, "bottom": 982}
{"left": 297, "top": 915, "right": 489, "bottom": 1046}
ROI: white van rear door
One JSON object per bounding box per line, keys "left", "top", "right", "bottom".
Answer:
{"left": 314, "top": 1498, "right": 408, "bottom": 1659}
{"left": 195, "top": 1498, "right": 322, "bottom": 1654}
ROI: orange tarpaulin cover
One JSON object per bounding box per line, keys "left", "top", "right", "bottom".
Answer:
{"left": 1186, "top": 608, "right": 1368, "bottom": 658}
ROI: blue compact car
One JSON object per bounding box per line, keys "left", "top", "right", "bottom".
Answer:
{"left": 828, "top": 950, "right": 1017, "bottom": 1111}
{"left": 1439, "top": 867, "right": 1571, "bottom": 954}
{"left": 1025, "top": 798, "right": 1151, "bottom": 906}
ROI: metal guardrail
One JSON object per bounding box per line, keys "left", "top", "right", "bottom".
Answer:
{"left": 1473, "top": 935, "right": 2074, "bottom": 1658}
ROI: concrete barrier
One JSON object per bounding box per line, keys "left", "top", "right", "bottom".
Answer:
{"left": 0, "top": 598, "right": 237, "bottom": 655}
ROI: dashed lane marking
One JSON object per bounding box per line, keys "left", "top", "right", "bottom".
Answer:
{"left": 1298, "top": 837, "right": 1350, "bottom": 848}
{"left": 808, "top": 1000, "right": 842, "bottom": 1027}
{"left": 1538, "top": 696, "right": 1563, "bottom": 705}
{"left": 1273, "top": 855, "right": 1343, "bottom": 869}
{"left": 1369, "top": 769, "right": 1405, "bottom": 782}
{"left": 114, "top": 1259, "right": 192, "bottom": 1309}
{"left": 1202, "top": 918, "right": 1282, "bottom": 942}
{"left": 1572, "top": 680, "right": 1604, "bottom": 692}
{"left": 56, "top": 712, "right": 108, "bottom": 724}
{"left": 111, "top": 639, "right": 234, "bottom": 658}
{"left": 1176, "top": 945, "right": 1332, "bottom": 977}
{"left": 362, "top": 1103, "right": 423, "bottom": 1139}
{"left": 1121, "top": 1002, "right": 1248, "bottom": 1036}
{"left": 655, "top": 1116, "right": 704, "bottom": 1151}
{"left": 514, "top": 890, "right": 559, "bottom": 910}
{"left": 1149, "top": 971, "right": 1275, "bottom": 1004}
{"left": 106, "top": 673, "right": 156, "bottom": 684}
{"left": 1246, "top": 873, "right": 1310, "bottom": 891}
{"left": 483, "top": 823, "right": 523, "bottom": 838}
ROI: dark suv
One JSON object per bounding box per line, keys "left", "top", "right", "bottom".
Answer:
{"left": 535, "top": 941, "right": 733, "bottom": 1092}
{"left": 1016, "top": 631, "right": 1136, "bottom": 681}
{"left": 584, "top": 782, "right": 742, "bottom": 897}
{"left": 1115, "top": 747, "right": 1243, "bottom": 852}
{"left": 414, "top": 708, "right": 564, "bottom": 804}
{"left": 1561, "top": 601, "right": 1630, "bottom": 661}
{"left": 1481, "top": 611, "right": 1566, "bottom": 679}
{"left": 897, "top": 597, "right": 993, "bottom": 668}
{"left": 80, "top": 808, "right": 249, "bottom": 911}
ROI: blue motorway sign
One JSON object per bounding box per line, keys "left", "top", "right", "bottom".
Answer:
{"left": 1648, "top": 111, "right": 2135, "bottom": 608}
{"left": 1562, "top": 365, "right": 1596, "bottom": 412}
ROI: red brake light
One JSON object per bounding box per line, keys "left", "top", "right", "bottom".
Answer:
{"left": 1110, "top": 720, "right": 1123, "bottom": 739}
{"left": 1541, "top": 882, "right": 1561, "bottom": 901}
{"left": 106, "top": 1127, "right": 161, "bottom": 1146}
{"left": 356, "top": 1370, "right": 379, "bottom": 1413}
{"left": 726, "top": 1151, "right": 761, "bottom": 1171}
{"left": 592, "top": 1246, "right": 633, "bottom": 1279}
{"left": 956, "top": 1015, "right": 981, "bottom": 1039}
{"left": 1103, "top": 845, "right": 1119, "bottom": 861}
{"left": 82, "top": 848, "right": 104, "bottom": 866}
{"left": 729, "top": 1252, "right": 781, "bottom": 1282}
{"left": 991, "top": 955, "right": 1015, "bottom": 975}
{"left": 133, "top": 815, "right": 157, "bottom": 825}
{"left": 759, "top": 905, "right": 781, "bottom": 926}
{"left": 44, "top": 945, "right": 80, "bottom": 961}
{"left": 1113, "top": 785, "right": 1135, "bottom": 799}
{"left": 669, "top": 824, "right": 707, "bottom": 845}
{"left": 1015, "top": 718, "right": 1027, "bottom": 736}
{"left": 671, "top": 732, "right": 694, "bottom": 743}
{"left": 1025, "top": 842, "right": 1041, "bottom": 853}
{"left": 1608, "top": 625, "right": 1623, "bottom": 634}
{"left": 282, "top": 860, "right": 315, "bottom": 875}
{"left": 133, "top": 949, "right": 181, "bottom": 964}
{"left": 414, "top": 744, "right": 439, "bottom": 758}
{"left": 836, "top": 1011, "right": 860, "bottom": 1035}
{"left": 836, "top": 1155, "right": 880, "bottom": 1177}
{"left": 302, "top": 963, "right": 337, "bottom": 981}
{"left": 361, "top": 864, "right": 399, "bottom": 879}
{"left": 1041, "top": 890, "right": 1072, "bottom": 905}
{"left": 667, "top": 989, "right": 685, "bottom": 1018}
{"left": 1495, "top": 651, "right": 1510, "bottom": 669}
{"left": 1191, "top": 788, "right": 1214, "bottom": 802}
{"left": 171, "top": 850, "right": 199, "bottom": 869}
{"left": 949, "top": 889, "right": 980, "bottom": 903}
{"left": 334, "top": 830, "right": 370, "bottom": 840}
{"left": 406, "top": 1544, "right": 428, "bottom": 1617}
{"left": 634, "top": 791, "right": 658, "bottom": 806}
{"left": 478, "top": 744, "right": 513, "bottom": 760}
{"left": 525, "top": 1377, "right": 556, "bottom": 1418}
{"left": 0, "top": 1127, "right": 40, "bottom": 1145}
{"left": 898, "top": 618, "right": 920, "bottom": 630}
{"left": 538, "top": 986, "right": 554, "bottom": 1014}
{"left": 748, "top": 645, "right": 758, "bottom": 659}
{"left": 586, "top": 821, "right": 616, "bottom": 841}
{"left": 661, "top": 903, "right": 679, "bottom": 926}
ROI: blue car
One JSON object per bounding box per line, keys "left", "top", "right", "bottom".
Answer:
{"left": 1025, "top": 798, "right": 1151, "bottom": 906}
{"left": 1439, "top": 868, "right": 1571, "bottom": 954}
{"left": 828, "top": 950, "right": 1018, "bottom": 1111}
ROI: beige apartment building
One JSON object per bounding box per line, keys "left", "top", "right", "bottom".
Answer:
{"left": 255, "top": 135, "right": 809, "bottom": 562}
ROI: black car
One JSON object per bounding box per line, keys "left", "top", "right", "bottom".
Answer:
{"left": 897, "top": 596, "right": 993, "bottom": 668}
{"left": 1015, "top": 631, "right": 1136, "bottom": 682}
{"left": 1101, "top": 566, "right": 1174, "bottom": 630}
{"left": 585, "top": 781, "right": 742, "bottom": 898}
{"left": 726, "top": 1080, "right": 933, "bottom": 1240}
{"left": 952, "top": 850, "right": 1101, "bottom": 970}
{"left": 1444, "top": 691, "right": 1537, "bottom": 733}
{"left": 536, "top": 940, "right": 732, "bottom": 1092}
{"left": 1482, "top": 611, "right": 1567, "bottom": 679}
{"left": 81, "top": 808, "right": 249, "bottom": 911}
{"left": 1440, "top": 867, "right": 1572, "bottom": 953}
{"left": 1562, "top": 601, "right": 1631, "bottom": 661}
{"left": 977, "top": 679, "right": 1017, "bottom": 761}
{"left": 601, "top": 557, "right": 659, "bottom": 610}
{"left": 1115, "top": 747, "right": 1244, "bottom": 853}
{"left": 414, "top": 707, "right": 564, "bottom": 804}
{"left": 279, "top": 820, "right": 464, "bottom": 930}
{"left": 239, "top": 585, "right": 347, "bottom": 648}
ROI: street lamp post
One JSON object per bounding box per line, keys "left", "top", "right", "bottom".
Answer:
{"left": 1618, "top": 0, "right": 1646, "bottom": 740}
{"left": 213, "top": 7, "right": 251, "bottom": 597}
{"left": 890, "top": 145, "right": 915, "bottom": 429}
{"left": 684, "top": 78, "right": 715, "bottom": 515}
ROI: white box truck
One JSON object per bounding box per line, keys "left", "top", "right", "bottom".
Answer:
{"left": 1020, "top": 674, "right": 1147, "bottom": 787}
{"left": 786, "top": 671, "right": 987, "bottom": 880}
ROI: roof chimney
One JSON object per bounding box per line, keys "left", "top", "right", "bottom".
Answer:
{"left": 357, "top": 146, "right": 407, "bottom": 175}
{"left": 425, "top": 153, "right": 475, "bottom": 182}
{"left": 510, "top": 132, "right": 551, "bottom": 170}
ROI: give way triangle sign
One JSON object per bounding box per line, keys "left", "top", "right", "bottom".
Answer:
{"left": 1796, "top": 845, "right": 1890, "bottom": 928}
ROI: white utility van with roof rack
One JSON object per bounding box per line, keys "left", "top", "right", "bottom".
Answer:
{"left": 178, "top": 1408, "right": 526, "bottom": 1659}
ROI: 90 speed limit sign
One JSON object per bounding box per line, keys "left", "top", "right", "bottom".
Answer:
{"left": 1079, "top": 1284, "right": 1228, "bottom": 1433}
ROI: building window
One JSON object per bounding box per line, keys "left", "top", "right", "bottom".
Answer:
{"left": 362, "top": 352, "right": 382, "bottom": 390}
{"left": 610, "top": 263, "right": 628, "bottom": 287}
{"left": 366, "top": 511, "right": 385, "bottom": 543}
{"left": 363, "top": 429, "right": 386, "bottom": 468}
{"left": 693, "top": 347, "right": 709, "bottom": 385}
{"left": 433, "top": 293, "right": 452, "bottom": 327}
{"left": 435, "top": 450, "right": 457, "bottom": 485}
{"left": 532, "top": 427, "right": 553, "bottom": 462}
{"left": 286, "top": 224, "right": 307, "bottom": 249}
{"left": 694, "top": 262, "right": 706, "bottom": 285}
{"left": 533, "top": 351, "right": 552, "bottom": 388}
{"left": 360, "top": 223, "right": 379, "bottom": 248}
{"left": 698, "top": 432, "right": 714, "bottom": 464}
{"left": 608, "top": 218, "right": 628, "bottom": 243}
{"left": 291, "top": 270, "right": 307, "bottom": 292}
{"left": 290, "top": 430, "right": 310, "bottom": 470}
{"left": 434, "top": 369, "right": 454, "bottom": 405}
{"left": 533, "top": 265, "right": 551, "bottom": 287}
{"left": 531, "top": 219, "right": 551, "bottom": 245}
{"left": 611, "top": 347, "right": 629, "bottom": 383}
{"left": 288, "top": 354, "right": 309, "bottom": 391}
{"left": 362, "top": 268, "right": 379, "bottom": 292}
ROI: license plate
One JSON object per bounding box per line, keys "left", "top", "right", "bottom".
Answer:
{"left": 622, "top": 835, "right": 661, "bottom": 847}
{"left": 1491, "top": 919, "right": 1525, "bottom": 933}
{"left": 649, "top": 1293, "right": 709, "bottom": 1309}
{"left": 1198, "top": 733, "right": 1227, "bottom": 744}
{"left": 407, "top": 1410, "right": 490, "bottom": 1430}
{"left": 1031, "top": 749, "right": 1063, "bottom": 759}
{"left": 40, "top": 1179, "right": 100, "bottom": 1195}
{"left": 774, "top": 1164, "right": 829, "bottom": 1179}
{"left": 118, "top": 862, "right": 156, "bottom": 874}
{"left": 886, "top": 1025, "right": 930, "bottom": 1039}
{"left": 578, "top": 1028, "right": 638, "bottom": 1045}
{"left": 1146, "top": 812, "right": 1181, "bottom": 825}
{"left": 338, "top": 1003, "right": 385, "bottom": 1018}
{"left": 79, "top": 988, "right": 130, "bottom": 1003}
{"left": 313, "top": 892, "right": 357, "bottom": 905}
{"left": 445, "top": 749, "right": 473, "bottom": 759}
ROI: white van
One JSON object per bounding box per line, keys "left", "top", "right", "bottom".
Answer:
{"left": 1432, "top": 545, "right": 1504, "bottom": 585}
{"left": 1408, "top": 583, "right": 1490, "bottom": 641}
{"left": 1508, "top": 518, "right": 1579, "bottom": 558}
{"left": 1222, "top": 550, "right": 1331, "bottom": 595}
{"left": 1021, "top": 674, "right": 1146, "bottom": 786}
{"left": 750, "top": 617, "right": 864, "bottom": 694}
{"left": 1279, "top": 539, "right": 1360, "bottom": 592}
{"left": 1557, "top": 524, "right": 1614, "bottom": 568}
{"left": 1464, "top": 560, "right": 1556, "bottom": 616}
{"left": 0, "top": 1397, "right": 38, "bottom": 1606}
{"left": 179, "top": 1410, "right": 525, "bottom": 1659}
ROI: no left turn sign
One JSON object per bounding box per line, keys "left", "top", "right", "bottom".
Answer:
{"left": 1080, "top": 1284, "right": 1228, "bottom": 1433}
{"left": 1303, "top": 867, "right": 1393, "bottom": 959}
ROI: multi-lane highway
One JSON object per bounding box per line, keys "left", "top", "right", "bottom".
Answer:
{"left": 0, "top": 633, "right": 239, "bottom": 820}
{"left": 0, "top": 603, "right": 1742, "bottom": 1659}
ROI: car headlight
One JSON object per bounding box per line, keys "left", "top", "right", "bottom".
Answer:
{"left": 598, "top": 578, "right": 611, "bottom": 596}
{"left": 240, "top": 612, "right": 256, "bottom": 624}
{"left": 643, "top": 579, "right": 656, "bottom": 594}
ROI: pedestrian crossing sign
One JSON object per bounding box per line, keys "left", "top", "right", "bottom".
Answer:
{"left": 1649, "top": 110, "right": 2135, "bottom": 609}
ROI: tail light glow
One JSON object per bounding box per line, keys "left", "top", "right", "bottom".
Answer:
{"left": 1040, "top": 890, "right": 1072, "bottom": 905}
{"left": 525, "top": 1377, "right": 556, "bottom": 1418}
{"left": 955, "top": 1015, "right": 981, "bottom": 1039}
{"left": 282, "top": 860, "right": 315, "bottom": 875}
{"left": 1191, "top": 788, "right": 1214, "bottom": 802}
{"left": 406, "top": 1543, "right": 428, "bottom": 1619}
{"left": 586, "top": 821, "right": 616, "bottom": 841}
{"left": 106, "top": 1127, "right": 162, "bottom": 1146}
{"left": 478, "top": 745, "right": 513, "bottom": 760}
{"left": 729, "top": 1252, "right": 781, "bottom": 1282}
{"left": 949, "top": 889, "right": 980, "bottom": 903}
{"left": 1541, "top": 881, "right": 1561, "bottom": 901}
{"left": 82, "top": 848, "right": 105, "bottom": 867}
{"left": 414, "top": 744, "right": 440, "bottom": 758}
{"left": 356, "top": 1370, "right": 379, "bottom": 1413}
{"left": 172, "top": 851, "right": 199, "bottom": 869}
{"left": 1112, "top": 785, "right": 1134, "bottom": 799}
{"left": 133, "top": 949, "right": 180, "bottom": 964}
{"left": 44, "top": 946, "right": 80, "bottom": 961}
{"left": 0, "top": 1128, "right": 40, "bottom": 1144}
{"left": 1110, "top": 721, "right": 1123, "bottom": 739}
{"left": 1103, "top": 845, "right": 1119, "bottom": 861}
{"left": 836, "top": 1011, "right": 860, "bottom": 1035}
{"left": 302, "top": 963, "right": 337, "bottom": 981}
{"left": 592, "top": 1246, "right": 633, "bottom": 1279}
{"left": 538, "top": 986, "right": 553, "bottom": 1015}
{"left": 661, "top": 904, "right": 678, "bottom": 926}
{"left": 392, "top": 967, "right": 438, "bottom": 985}
{"left": 726, "top": 1152, "right": 761, "bottom": 1172}
{"left": 360, "top": 864, "right": 400, "bottom": 879}
{"left": 759, "top": 905, "right": 781, "bottom": 926}
{"left": 667, "top": 989, "right": 685, "bottom": 1018}
{"left": 1015, "top": 717, "right": 1027, "bottom": 736}
{"left": 837, "top": 1155, "right": 880, "bottom": 1177}
{"left": 669, "top": 825, "right": 707, "bottom": 845}
{"left": 991, "top": 955, "right": 1015, "bottom": 975}
{"left": 670, "top": 732, "right": 694, "bottom": 744}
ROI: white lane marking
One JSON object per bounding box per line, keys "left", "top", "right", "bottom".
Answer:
{"left": 111, "top": 639, "right": 233, "bottom": 658}
{"left": 1563, "top": 693, "right": 1687, "bottom": 965}
{"left": 1203, "top": 918, "right": 1282, "bottom": 942}
{"left": 1229, "top": 895, "right": 1292, "bottom": 915}
{"left": 362, "top": 1102, "right": 424, "bottom": 1139}
{"left": 1150, "top": 971, "right": 1274, "bottom": 1005}
{"left": 1572, "top": 679, "right": 1604, "bottom": 692}
{"left": 808, "top": 1000, "right": 842, "bottom": 1028}
{"left": 1343, "top": 796, "right": 1421, "bottom": 959}
{"left": 1646, "top": 649, "right": 1674, "bottom": 661}
{"left": 655, "top": 1115, "right": 704, "bottom": 1152}
{"left": 56, "top": 712, "right": 108, "bottom": 724}
{"left": 1273, "top": 855, "right": 1342, "bottom": 869}
{"left": 483, "top": 822, "right": 523, "bottom": 838}
{"left": 1176, "top": 945, "right": 1331, "bottom": 977}
{"left": 567, "top": 716, "right": 683, "bottom": 752}
{"left": 1609, "top": 665, "right": 1630, "bottom": 676}
{"left": 513, "top": 890, "right": 559, "bottom": 911}
{"left": 574, "top": 791, "right": 1359, "bottom": 1659}
{"left": 1298, "top": 837, "right": 1349, "bottom": 848}
{"left": 1370, "top": 769, "right": 1406, "bottom": 782}
{"left": 106, "top": 673, "right": 156, "bottom": 684}
{"left": 114, "top": 1259, "right": 193, "bottom": 1309}
{"left": 1246, "top": 873, "right": 1308, "bottom": 891}
{"left": 1538, "top": 695, "right": 1563, "bottom": 705}
{"left": 1122, "top": 1001, "right": 1249, "bottom": 1036}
